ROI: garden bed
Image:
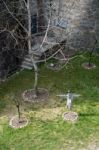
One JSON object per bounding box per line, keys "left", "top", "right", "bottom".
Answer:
{"left": 9, "top": 115, "right": 28, "bottom": 129}
{"left": 22, "top": 88, "right": 49, "bottom": 103}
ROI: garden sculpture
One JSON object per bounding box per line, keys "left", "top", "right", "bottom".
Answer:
{"left": 57, "top": 90, "right": 80, "bottom": 110}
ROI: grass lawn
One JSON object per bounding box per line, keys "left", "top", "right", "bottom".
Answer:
{"left": 0, "top": 54, "right": 99, "bottom": 150}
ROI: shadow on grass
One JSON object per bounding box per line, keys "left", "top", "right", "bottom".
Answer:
{"left": 79, "top": 113, "right": 99, "bottom": 116}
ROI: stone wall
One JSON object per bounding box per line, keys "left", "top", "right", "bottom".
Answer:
{"left": 44, "top": 0, "right": 99, "bottom": 49}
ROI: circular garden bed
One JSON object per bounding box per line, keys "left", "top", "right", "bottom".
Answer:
{"left": 62, "top": 111, "right": 78, "bottom": 123}
{"left": 46, "top": 62, "right": 61, "bottom": 71}
{"left": 9, "top": 115, "right": 28, "bottom": 129}
{"left": 22, "top": 88, "right": 49, "bottom": 103}
{"left": 82, "top": 63, "right": 96, "bottom": 69}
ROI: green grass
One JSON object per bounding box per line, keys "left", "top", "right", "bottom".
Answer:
{"left": 0, "top": 54, "right": 99, "bottom": 150}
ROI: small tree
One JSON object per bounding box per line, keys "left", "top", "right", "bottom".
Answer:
{"left": 10, "top": 93, "right": 28, "bottom": 128}
{"left": 1, "top": 0, "right": 41, "bottom": 96}
{"left": 1, "top": 0, "right": 79, "bottom": 99}
{"left": 88, "top": 39, "right": 97, "bottom": 67}
{"left": 12, "top": 93, "right": 22, "bottom": 122}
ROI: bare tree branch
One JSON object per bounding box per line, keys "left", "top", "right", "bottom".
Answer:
{"left": 2, "top": 0, "right": 28, "bottom": 34}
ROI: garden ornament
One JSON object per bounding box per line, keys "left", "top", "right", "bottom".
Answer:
{"left": 57, "top": 90, "right": 80, "bottom": 110}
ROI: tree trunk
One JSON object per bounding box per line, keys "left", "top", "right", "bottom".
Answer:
{"left": 88, "top": 50, "right": 93, "bottom": 67}
{"left": 17, "top": 104, "right": 21, "bottom": 121}
{"left": 27, "top": 0, "right": 38, "bottom": 97}
{"left": 37, "top": 0, "right": 45, "bottom": 32}
{"left": 31, "top": 55, "right": 38, "bottom": 97}
{"left": 58, "top": 0, "right": 62, "bottom": 20}
{"left": 88, "top": 39, "right": 97, "bottom": 67}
